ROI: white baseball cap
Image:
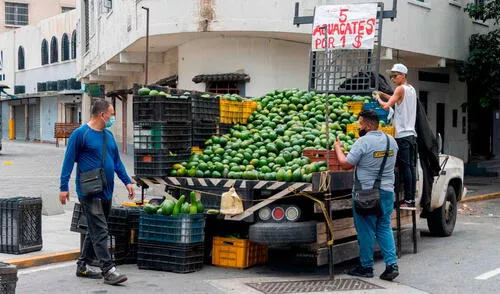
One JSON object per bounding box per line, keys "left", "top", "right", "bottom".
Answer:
{"left": 390, "top": 63, "right": 408, "bottom": 74}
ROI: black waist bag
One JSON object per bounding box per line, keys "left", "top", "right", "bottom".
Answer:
{"left": 79, "top": 131, "right": 107, "bottom": 197}
{"left": 353, "top": 134, "right": 389, "bottom": 216}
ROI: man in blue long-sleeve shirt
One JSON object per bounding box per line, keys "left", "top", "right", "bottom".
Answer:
{"left": 59, "top": 99, "right": 135, "bottom": 285}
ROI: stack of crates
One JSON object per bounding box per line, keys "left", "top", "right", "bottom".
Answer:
{"left": 0, "top": 262, "right": 18, "bottom": 294}
{"left": 0, "top": 197, "right": 42, "bottom": 254}
{"left": 133, "top": 92, "right": 192, "bottom": 177}
{"left": 108, "top": 206, "right": 142, "bottom": 264}
{"left": 137, "top": 213, "right": 205, "bottom": 273}
{"left": 191, "top": 94, "right": 220, "bottom": 149}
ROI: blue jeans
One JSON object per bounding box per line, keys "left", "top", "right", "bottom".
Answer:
{"left": 353, "top": 189, "right": 397, "bottom": 268}
{"left": 78, "top": 197, "right": 114, "bottom": 273}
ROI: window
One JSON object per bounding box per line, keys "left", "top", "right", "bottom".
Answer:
{"left": 50, "top": 37, "right": 58, "bottom": 63}
{"left": 61, "top": 34, "right": 70, "bottom": 61}
{"left": 18, "top": 46, "right": 25, "bottom": 70}
{"left": 71, "top": 30, "right": 77, "bottom": 59}
{"left": 41, "top": 39, "right": 49, "bottom": 65}
{"left": 206, "top": 81, "right": 244, "bottom": 95}
{"left": 61, "top": 6, "right": 74, "bottom": 13}
{"left": 83, "top": 0, "right": 90, "bottom": 52}
{"left": 5, "top": 2, "right": 28, "bottom": 26}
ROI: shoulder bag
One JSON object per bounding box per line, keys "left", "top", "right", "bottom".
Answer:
{"left": 353, "top": 134, "right": 390, "bottom": 216}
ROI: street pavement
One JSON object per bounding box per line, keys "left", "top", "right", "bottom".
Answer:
{"left": 1, "top": 140, "right": 499, "bottom": 293}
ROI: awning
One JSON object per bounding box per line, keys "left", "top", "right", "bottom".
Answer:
{"left": 156, "top": 74, "right": 178, "bottom": 87}
{"left": 192, "top": 73, "right": 250, "bottom": 84}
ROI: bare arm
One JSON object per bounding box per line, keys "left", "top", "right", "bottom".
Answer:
{"left": 377, "top": 86, "right": 404, "bottom": 111}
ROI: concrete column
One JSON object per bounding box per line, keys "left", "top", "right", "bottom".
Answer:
{"left": 81, "top": 92, "right": 92, "bottom": 124}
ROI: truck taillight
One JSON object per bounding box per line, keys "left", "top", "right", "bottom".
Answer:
{"left": 258, "top": 207, "right": 272, "bottom": 221}
{"left": 285, "top": 206, "right": 300, "bottom": 222}
{"left": 272, "top": 207, "right": 285, "bottom": 221}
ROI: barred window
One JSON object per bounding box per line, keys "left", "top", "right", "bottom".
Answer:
{"left": 5, "top": 2, "right": 28, "bottom": 26}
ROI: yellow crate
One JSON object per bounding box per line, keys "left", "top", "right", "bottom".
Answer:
{"left": 380, "top": 126, "right": 395, "bottom": 137}
{"left": 191, "top": 146, "right": 203, "bottom": 154}
{"left": 347, "top": 101, "right": 364, "bottom": 115}
{"left": 220, "top": 99, "right": 245, "bottom": 124}
{"left": 212, "top": 237, "right": 268, "bottom": 269}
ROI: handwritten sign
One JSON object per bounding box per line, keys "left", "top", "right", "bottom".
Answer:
{"left": 312, "top": 4, "right": 378, "bottom": 51}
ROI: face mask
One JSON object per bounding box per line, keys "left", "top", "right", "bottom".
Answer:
{"left": 358, "top": 129, "right": 367, "bottom": 137}
{"left": 105, "top": 116, "right": 115, "bottom": 128}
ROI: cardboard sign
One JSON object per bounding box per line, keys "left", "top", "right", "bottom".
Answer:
{"left": 312, "top": 4, "right": 378, "bottom": 51}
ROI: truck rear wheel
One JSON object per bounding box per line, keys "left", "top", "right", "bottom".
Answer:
{"left": 249, "top": 221, "right": 317, "bottom": 245}
{"left": 427, "top": 185, "right": 457, "bottom": 237}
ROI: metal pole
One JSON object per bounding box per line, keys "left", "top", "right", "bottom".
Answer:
{"left": 142, "top": 7, "right": 150, "bottom": 85}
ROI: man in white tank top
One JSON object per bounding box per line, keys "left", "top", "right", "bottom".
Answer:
{"left": 374, "top": 63, "right": 417, "bottom": 208}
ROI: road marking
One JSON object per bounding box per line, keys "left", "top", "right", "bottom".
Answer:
{"left": 18, "top": 261, "right": 74, "bottom": 275}
{"left": 475, "top": 268, "right": 500, "bottom": 280}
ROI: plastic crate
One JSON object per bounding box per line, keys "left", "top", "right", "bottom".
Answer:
{"left": 134, "top": 150, "right": 190, "bottom": 177}
{"left": 192, "top": 120, "right": 218, "bottom": 148}
{"left": 192, "top": 96, "right": 220, "bottom": 121}
{"left": 139, "top": 213, "right": 205, "bottom": 244}
{"left": 212, "top": 237, "right": 268, "bottom": 269}
{"left": 0, "top": 262, "right": 17, "bottom": 294}
{"left": 137, "top": 240, "right": 204, "bottom": 273}
{"left": 347, "top": 101, "right": 364, "bottom": 115}
{"left": 133, "top": 122, "right": 192, "bottom": 152}
{"left": 241, "top": 101, "right": 259, "bottom": 124}
{"left": 363, "top": 102, "right": 380, "bottom": 110}
{"left": 108, "top": 207, "right": 129, "bottom": 236}
{"left": 220, "top": 99, "right": 244, "bottom": 124}
{"left": 347, "top": 123, "right": 394, "bottom": 137}
{"left": 0, "top": 197, "right": 43, "bottom": 254}
{"left": 70, "top": 202, "right": 87, "bottom": 234}
{"left": 302, "top": 150, "right": 348, "bottom": 172}
{"left": 133, "top": 95, "right": 192, "bottom": 123}
{"left": 219, "top": 123, "right": 234, "bottom": 135}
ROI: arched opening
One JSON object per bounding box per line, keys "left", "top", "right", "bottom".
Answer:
{"left": 41, "top": 39, "right": 49, "bottom": 65}
{"left": 50, "top": 36, "right": 58, "bottom": 63}
{"left": 18, "top": 46, "right": 25, "bottom": 70}
{"left": 71, "top": 30, "right": 77, "bottom": 59}
{"left": 61, "top": 33, "right": 70, "bottom": 61}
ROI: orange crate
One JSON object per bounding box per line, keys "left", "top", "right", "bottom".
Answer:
{"left": 220, "top": 99, "right": 244, "bottom": 124}
{"left": 302, "top": 149, "right": 349, "bottom": 171}
{"left": 212, "top": 237, "right": 268, "bottom": 269}
{"left": 347, "top": 101, "right": 364, "bottom": 115}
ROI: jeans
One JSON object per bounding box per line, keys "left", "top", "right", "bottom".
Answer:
{"left": 396, "top": 136, "right": 417, "bottom": 202}
{"left": 353, "top": 189, "right": 397, "bottom": 268}
{"left": 78, "top": 197, "right": 114, "bottom": 273}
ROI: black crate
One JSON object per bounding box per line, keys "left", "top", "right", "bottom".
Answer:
{"left": 134, "top": 150, "right": 190, "bottom": 178}
{"left": 108, "top": 206, "right": 143, "bottom": 236}
{"left": 139, "top": 213, "right": 205, "bottom": 244}
{"left": 0, "top": 262, "right": 17, "bottom": 294}
{"left": 219, "top": 123, "right": 234, "bottom": 135}
{"left": 192, "top": 96, "right": 220, "bottom": 121}
{"left": 192, "top": 120, "right": 218, "bottom": 148}
{"left": 133, "top": 95, "right": 192, "bottom": 123}
{"left": 70, "top": 202, "right": 87, "bottom": 234}
{"left": 133, "top": 122, "right": 192, "bottom": 153}
{"left": 137, "top": 240, "right": 204, "bottom": 273}
{"left": 0, "top": 197, "right": 42, "bottom": 254}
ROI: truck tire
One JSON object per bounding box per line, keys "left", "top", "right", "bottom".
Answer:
{"left": 249, "top": 221, "right": 317, "bottom": 245}
{"left": 427, "top": 185, "right": 457, "bottom": 237}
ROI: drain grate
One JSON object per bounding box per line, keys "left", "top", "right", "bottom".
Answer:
{"left": 246, "top": 278, "right": 383, "bottom": 293}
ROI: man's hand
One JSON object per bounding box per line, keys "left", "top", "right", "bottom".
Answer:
{"left": 334, "top": 136, "right": 342, "bottom": 151}
{"left": 59, "top": 191, "right": 70, "bottom": 205}
{"left": 126, "top": 184, "right": 136, "bottom": 200}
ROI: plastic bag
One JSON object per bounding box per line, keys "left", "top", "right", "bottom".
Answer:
{"left": 220, "top": 187, "right": 244, "bottom": 216}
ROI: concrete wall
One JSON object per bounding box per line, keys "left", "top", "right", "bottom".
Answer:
{"left": 16, "top": 61, "right": 76, "bottom": 93}
{"left": 177, "top": 37, "right": 309, "bottom": 97}
{"left": 0, "top": 0, "right": 75, "bottom": 33}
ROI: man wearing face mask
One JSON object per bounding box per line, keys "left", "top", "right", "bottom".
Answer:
{"left": 334, "top": 110, "right": 400, "bottom": 281}
{"left": 59, "top": 99, "right": 135, "bottom": 285}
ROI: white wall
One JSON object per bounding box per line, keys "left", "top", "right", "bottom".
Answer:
{"left": 178, "top": 37, "right": 309, "bottom": 97}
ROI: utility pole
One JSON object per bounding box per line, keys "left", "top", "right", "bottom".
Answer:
{"left": 142, "top": 6, "right": 150, "bottom": 85}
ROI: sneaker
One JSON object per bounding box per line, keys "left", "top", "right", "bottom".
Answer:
{"left": 380, "top": 264, "right": 399, "bottom": 281}
{"left": 76, "top": 263, "right": 102, "bottom": 279}
{"left": 347, "top": 265, "right": 374, "bottom": 278}
{"left": 103, "top": 267, "right": 127, "bottom": 285}
{"left": 400, "top": 200, "right": 415, "bottom": 208}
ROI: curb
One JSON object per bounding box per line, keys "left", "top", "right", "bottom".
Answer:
{"left": 4, "top": 250, "right": 80, "bottom": 269}
{"left": 460, "top": 192, "right": 500, "bottom": 203}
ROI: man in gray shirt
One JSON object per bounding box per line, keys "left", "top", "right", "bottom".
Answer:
{"left": 334, "top": 110, "right": 399, "bottom": 281}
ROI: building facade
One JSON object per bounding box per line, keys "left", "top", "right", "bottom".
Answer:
{"left": 0, "top": 9, "right": 81, "bottom": 143}
{"left": 75, "top": 0, "right": 494, "bottom": 162}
